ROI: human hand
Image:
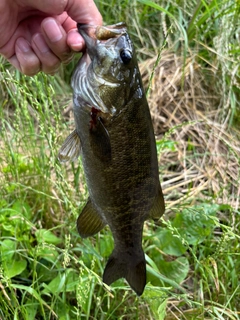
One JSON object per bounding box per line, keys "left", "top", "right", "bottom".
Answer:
{"left": 0, "top": 0, "right": 102, "bottom": 75}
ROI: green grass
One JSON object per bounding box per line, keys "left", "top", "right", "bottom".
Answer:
{"left": 0, "top": 0, "right": 240, "bottom": 319}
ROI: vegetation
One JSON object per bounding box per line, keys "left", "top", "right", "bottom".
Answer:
{"left": 0, "top": 0, "right": 239, "bottom": 319}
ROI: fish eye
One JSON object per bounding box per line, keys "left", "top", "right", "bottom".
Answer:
{"left": 120, "top": 49, "right": 132, "bottom": 64}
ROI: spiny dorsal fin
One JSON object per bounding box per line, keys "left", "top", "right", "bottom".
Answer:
{"left": 58, "top": 129, "right": 81, "bottom": 163}
{"left": 149, "top": 186, "right": 165, "bottom": 221}
{"left": 77, "top": 198, "right": 106, "bottom": 238}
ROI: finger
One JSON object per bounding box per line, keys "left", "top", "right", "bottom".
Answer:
{"left": 0, "top": 16, "right": 44, "bottom": 60}
{"left": 24, "top": 0, "right": 102, "bottom": 25}
{"left": 23, "top": 0, "right": 67, "bottom": 15}
{"left": 66, "top": 0, "right": 102, "bottom": 26}
{"left": 67, "top": 29, "right": 84, "bottom": 52}
{"left": 55, "top": 14, "right": 84, "bottom": 52}
{"left": 32, "top": 33, "right": 61, "bottom": 74}
{"left": 15, "top": 38, "right": 41, "bottom": 76}
{"left": 41, "top": 17, "right": 74, "bottom": 63}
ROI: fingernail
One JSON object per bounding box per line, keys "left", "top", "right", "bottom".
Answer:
{"left": 33, "top": 33, "right": 49, "bottom": 53}
{"left": 16, "top": 38, "right": 31, "bottom": 53}
{"left": 67, "top": 30, "right": 83, "bottom": 51}
{"left": 42, "top": 18, "right": 63, "bottom": 42}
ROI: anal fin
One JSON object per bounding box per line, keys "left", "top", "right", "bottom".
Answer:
{"left": 77, "top": 198, "right": 106, "bottom": 238}
{"left": 149, "top": 186, "right": 165, "bottom": 221}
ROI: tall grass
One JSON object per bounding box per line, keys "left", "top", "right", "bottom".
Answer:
{"left": 0, "top": 0, "right": 239, "bottom": 319}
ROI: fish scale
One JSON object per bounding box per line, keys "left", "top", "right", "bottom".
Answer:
{"left": 58, "top": 22, "right": 165, "bottom": 295}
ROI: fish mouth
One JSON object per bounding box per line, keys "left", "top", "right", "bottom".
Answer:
{"left": 77, "top": 22, "right": 127, "bottom": 56}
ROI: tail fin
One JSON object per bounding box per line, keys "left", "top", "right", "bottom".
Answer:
{"left": 103, "top": 249, "right": 146, "bottom": 296}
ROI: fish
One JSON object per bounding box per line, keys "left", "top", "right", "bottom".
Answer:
{"left": 58, "top": 22, "right": 165, "bottom": 296}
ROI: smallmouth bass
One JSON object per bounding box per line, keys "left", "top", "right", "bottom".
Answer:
{"left": 59, "top": 22, "right": 165, "bottom": 295}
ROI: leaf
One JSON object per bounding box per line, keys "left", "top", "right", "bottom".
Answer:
{"left": 156, "top": 139, "right": 177, "bottom": 152}
{"left": 160, "top": 257, "right": 189, "bottom": 284}
{"left": 36, "top": 247, "right": 59, "bottom": 263}
{"left": 143, "top": 286, "right": 167, "bottom": 320}
{"left": 35, "top": 229, "right": 62, "bottom": 245}
{"left": 42, "top": 270, "right": 78, "bottom": 294}
{"left": 11, "top": 200, "right": 31, "bottom": 220}
{"left": 0, "top": 239, "right": 16, "bottom": 261}
{"left": 36, "top": 258, "right": 59, "bottom": 282}
{"left": 146, "top": 255, "right": 187, "bottom": 293}
{"left": 43, "top": 273, "right": 66, "bottom": 294}
{"left": 24, "top": 299, "right": 38, "bottom": 319}
{"left": 157, "top": 298, "right": 168, "bottom": 320}
{"left": 5, "top": 259, "right": 27, "bottom": 278}
{"left": 155, "top": 229, "right": 187, "bottom": 256}
{"left": 99, "top": 232, "right": 114, "bottom": 258}
{"left": 172, "top": 203, "right": 218, "bottom": 245}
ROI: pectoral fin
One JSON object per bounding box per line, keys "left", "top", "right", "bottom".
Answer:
{"left": 90, "top": 117, "right": 111, "bottom": 162}
{"left": 77, "top": 198, "right": 106, "bottom": 238}
{"left": 58, "top": 129, "right": 81, "bottom": 163}
{"left": 149, "top": 186, "right": 165, "bottom": 221}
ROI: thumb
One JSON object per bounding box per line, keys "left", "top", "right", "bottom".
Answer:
{"left": 23, "top": 0, "right": 102, "bottom": 25}
{"left": 65, "top": 0, "right": 102, "bottom": 25}
{"left": 23, "top": 0, "right": 68, "bottom": 15}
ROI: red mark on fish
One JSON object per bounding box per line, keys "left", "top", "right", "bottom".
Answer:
{"left": 90, "top": 107, "right": 100, "bottom": 130}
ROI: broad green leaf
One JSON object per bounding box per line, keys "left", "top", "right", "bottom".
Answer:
{"left": 24, "top": 299, "right": 38, "bottom": 319}
{"left": 0, "top": 200, "right": 33, "bottom": 237}
{"left": 172, "top": 204, "right": 218, "bottom": 245}
{"left": 146, "top": 255, "right": 187, "bottom": 293}
{"left": 36, "top": 258, "right": 59, "bottom": 282}
{"left": 36, "top": 247, "right": 59, "bottom": 262}
{"left": 42, "top": 270, "right": 78, "bottom": 294}
{"left": 43, "top": 273, "right": 66, "bottom": 294}
{"left": 143, "top": 286, "right": 167, "bottom": 320}
{"left": 99, "top": 232, "right": 114, "bottom": 258}
{"left": 155, "top": 229, "right": 186, "bottom": 256}
{"left": 160, "top": 257, "right": 189, "bottom": 284}
{"left": 11, "top": 200, "right": 31, "bottom": 220}
{"left": 0, "top": 239, "right": 16, "bottom": 261}
{"left": 35, "top": 229, "right": 62, "bottom": 245}
{"left": 5, "top": 259, "right": 27, "bottom": 278}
